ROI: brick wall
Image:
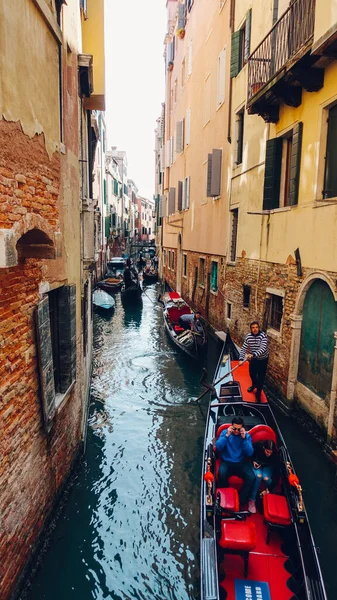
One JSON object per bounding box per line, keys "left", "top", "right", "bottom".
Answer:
{"left": 0, "top": 121, "right": 83, "bottom": 599}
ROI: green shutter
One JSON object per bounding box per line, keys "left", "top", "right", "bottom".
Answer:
{"left": 230, "top": 30, "right": 242, "bottom": 78}
{"left": 105, "top": 214, "right": 111, "bottom": 238}
{"left": 244, "top": 9, "right": 252, "bottom": 62}
{"left": 35, "top": 297, "right": 56, "bottom": 432}
{"left": 211, "top": 262, "right": 218, "bottom": 292}
{"left": 58, "top": 284, "right": 77, "bottom": 393}
{"left": 263, "top": 138, "right": 282, "bottom": 210}
{"left": 289, "top": 122, "right": 303, "bottom": 206}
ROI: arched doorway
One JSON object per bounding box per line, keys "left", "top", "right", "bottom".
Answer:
{"left": 298, "top": 280, "right": 337, "bottom": 401}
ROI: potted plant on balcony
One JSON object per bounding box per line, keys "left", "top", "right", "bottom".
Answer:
{"left": 168, "top": 61, "right": 174, "bottom": 71}
{"left": 177, "top": 28, "right": 185, "bottom": 40}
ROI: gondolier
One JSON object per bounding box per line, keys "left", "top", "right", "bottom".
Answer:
{"left": 239, "top": 321, "right": 269, "bottom": 402}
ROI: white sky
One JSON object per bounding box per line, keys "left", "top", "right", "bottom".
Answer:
{"left": 105, "top": 0, "right": 167, "bottom": 200}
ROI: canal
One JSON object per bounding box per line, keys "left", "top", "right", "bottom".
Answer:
{"left": 22, "top": 284, "right": 337, "bottom": 600}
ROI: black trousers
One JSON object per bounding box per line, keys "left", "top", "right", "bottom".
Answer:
{"left": 249, "top": 357, "right": 268, "bottom": 392}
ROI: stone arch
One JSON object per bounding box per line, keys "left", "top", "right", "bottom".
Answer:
{"left": 0, "top": 214, "right": 57, "bottom": 268}
{"left": 293, "top": 271, "right": 337, "bottom": 316}
{"left": 16, "top": 228, "right": 55, "bottom": 260}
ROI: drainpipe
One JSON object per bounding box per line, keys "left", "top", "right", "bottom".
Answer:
{"left": 227, "top": 0, "right": 235, "bottom": 143}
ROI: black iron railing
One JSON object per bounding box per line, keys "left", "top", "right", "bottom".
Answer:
{"left": 247, "top": 0, "right": 315, "bottom": 101}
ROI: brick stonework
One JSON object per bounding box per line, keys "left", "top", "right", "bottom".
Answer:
{"left": 0, "top": 121, "right": 83, "bottom": 600}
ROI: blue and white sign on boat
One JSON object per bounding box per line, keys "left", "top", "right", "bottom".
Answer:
{"left": 234, "top": 580, "right": 271, "bottom": 600}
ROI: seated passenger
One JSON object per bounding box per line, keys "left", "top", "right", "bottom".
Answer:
{"left": 248, "top": 439, "right": 280, "bottom": 513}
{"left": 215, "top": 417, "right": 255, "bottom": 511}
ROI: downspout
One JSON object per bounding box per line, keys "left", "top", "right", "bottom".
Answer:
{"left": 227, "top": 0, "right": 235, "bottom": 143}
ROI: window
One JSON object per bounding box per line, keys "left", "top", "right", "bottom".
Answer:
{"left": 230, "top": 9, "right": 251, "bottom": 77}
{"left": 163, "top": 249, "right": 166, "bottom": 266}
{"left": 323, "top": 104, "right": 337, "bottom": 199}
{"left": 207, "top": 149, "right": 222, "bottom": 197}
{"left": 171, "top": 251, "right": 175, "bottom": 270}
{"left": 226, "top": 302, "right": 232, "bottom": 319}
{"left": 217, "top": 47, "right": 226, "bottom": 107}
{"left": 183, "top": 254, "right": 187, "bottom": 277}
{"left": 243, "top": 284, "right": 251, "bottom": 307}
{"left": 175, "top": 120, "right": 185, "bottom": 153}
{"left": 235, "top": 109, "right": 244, "bottom": 165}
{"left": 181, "top": 58, "right": 186, "bottom": 87}
{"left": 182, "top": 176, "right": 190, "bottom": 209}
{"left": 211, "top": 261, "right": 218, "bottom": 292}
{"left": 263, "top": 123, "right": 303, "bottom": 210}
{"left": 199, "top": 257, "right": 205, "bottom": 285}
{"left": 229, "top": 209, "right": 238, "bottom": 262}
{"left": 204, "top": 75, "right": 211, "bottom": 126}
{"left": 168, "top": 250, "right": 171, "bottom": 269}
{"left": 269, "top": 294, "right": 283, "bottom": 331}
{"left": 35, "top": 285, "right": 77, "bottom": 431}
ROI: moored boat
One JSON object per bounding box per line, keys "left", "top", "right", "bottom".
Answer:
{"left": 200, "top": 332, "right": 327, "bottom": 600}
{"left": 142, "top": 268, "right": 158, "bottom": 284}
{"left": 93, "top": 289, "right": 115, "bottom": 310}
{"left": 160, "top": 291, "right": 206, "bottom": 360}
{"left": 96, "top": 277, "right": 122, "bottom": 294}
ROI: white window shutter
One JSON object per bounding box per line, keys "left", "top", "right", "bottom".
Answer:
{"left": 185, "top": 107, "right": 191, "bottom": 146}
{"left": 187, "top": 39, "right": 193, "bottom": 76}
{"left": 160, "top": 146, "right": 165, "bottom": 171}
{"left": 175, "top": 120, "right": 184, "bottom": 154}
{"left": 217, "top": 48, "right": 226, "bottom": 107}
{"left": 185, "top": 176, "right": 190, "bottom": 208}
{"left": 182, "top": 178, "right": 186, "bottom": 210}
{"left": 170, "top": 136, "right": 174, "bottom": 165}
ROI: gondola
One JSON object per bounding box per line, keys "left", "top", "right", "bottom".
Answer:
{"left": 200, "top": 331, "right": 327, "bottom": 600}
{"left": 121, "top": 281, "right": 143, "bottom": 304}
{"left": 96, "top": 277, "right": 122, "bottom": 294}
{"left": 160, "top": 291, "right": 206, "bottom": 360}
{"left": 93, "top": 289, "right": 115, "bottom": 310}
{"left": 142, "top": 268, "right": 158, "bottom": 284}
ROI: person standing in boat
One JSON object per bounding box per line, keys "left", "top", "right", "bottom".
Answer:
{"left": 239, "top": 321, "right": 269, "bottom": 402}
{"left": 215, "top": 417, "right": 255, "bottom": 511}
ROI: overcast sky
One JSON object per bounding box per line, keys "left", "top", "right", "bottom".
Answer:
{"left": 105, "top": 0, "right": 167, "bottom": 200}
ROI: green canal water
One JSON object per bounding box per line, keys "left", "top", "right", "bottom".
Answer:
{"left": 22, "top": 284, "right": 337, "bottom": 600}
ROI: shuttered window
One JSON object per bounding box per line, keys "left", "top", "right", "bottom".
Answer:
{"left": 185, "top": 107, "right": 191, "bottom": 146}
{"left": 263, "top": 123, "right": 302, "bottom": 210}
{"left": 199, "top": 258, "right": 205, "bottom": 285}
{"left": 207, "top": 149, "right": 222, "bottom": 197}
{"left": 211, "top": 261, "right": 218, "bottom": 292}
{"left": 182, "top": 176, "right": 190, "bottom": 209}
{"left": 323, "top": 105, "right": 337, "bottom": 199}
{"left": 230, "top": 9, "right": 251, "bottom": 78}
{"left": 175, "top": 119, "right": 185, "bottom": 153}
{"left": 113, "top": 179, "right": 118, "bottom": 196}
{"left": 229, "top": 209, "right": 238, "bottom": 262}
{"left": 236, "top": 110, "right": 244, "bottom": 165}
{"left": 168, "top": 187, "right": 176, "bottom": 215}
{"left": 263, "top": 138, "right": 283, "bottom": 210}
{"left": 217, "top": 47, "right": 226, "bottom": 107}
{"left": 36, "top": 284, "right": 77, "bottom": 432}
{"left": 178, "top": 180, "right": 183, "bottom": 211}
{"left": 183, "top": 254, "right": 187, "bottom": 277}
{"left": 178, "top": 3, "right": 186, "bottom": 29}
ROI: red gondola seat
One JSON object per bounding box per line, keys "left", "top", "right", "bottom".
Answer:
{"left": 217, "top": 487, "right": 239, "bottom": 512}
{"left": 263, "top": 493, "right": 291, "bottom": 544}
{"left": 218, "top": 520, "right": 257, "bottom": 578}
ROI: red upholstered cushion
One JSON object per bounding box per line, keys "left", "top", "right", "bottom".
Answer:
{"left": 174, "top": 325, "right": 185, "bottom": 333}
{"left": 216, "top": 423, "right": 231, "bottom": 439}
{"left": 169, "top": 292, "right": 181, "bottom": 299}
{"left": 263, "top": 493, "right": 291, "bottom": 526}
{"left": 219, "top": 520, "right": 257, "bottom": 551}
{"left": 216, "top": 487, "right": 240, "bottom": 511}
{"left": 215, "top": 460, "right": 244, "bottom": 490}
{"left": 248, "top": 424, "right": 277, "bottom": 445}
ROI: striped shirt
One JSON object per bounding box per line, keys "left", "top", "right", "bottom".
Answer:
{"left": 239, "top": 331, "right": 269, "bottom": 361}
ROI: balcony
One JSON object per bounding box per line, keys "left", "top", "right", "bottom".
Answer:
{"left": 247, "top": 0, "right": 323, "bottom": 122}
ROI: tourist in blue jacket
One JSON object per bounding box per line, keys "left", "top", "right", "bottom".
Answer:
{"left": 215, "top": 416, "right": 256, "bottom": 512}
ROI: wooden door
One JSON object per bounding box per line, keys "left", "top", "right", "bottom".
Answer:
{"left": 298, "top": 280, "right": 337, "bottom": 400}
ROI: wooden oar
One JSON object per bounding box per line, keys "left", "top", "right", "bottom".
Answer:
{"left": 194, "top": 358, "right": 248, "bottom": 403}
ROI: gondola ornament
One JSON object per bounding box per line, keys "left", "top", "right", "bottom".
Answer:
{"left": 203, "top": 457, "right": 214, "bottom": 507}
{"left": 287, "top": 461, "right": 304, "bottom": 515}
